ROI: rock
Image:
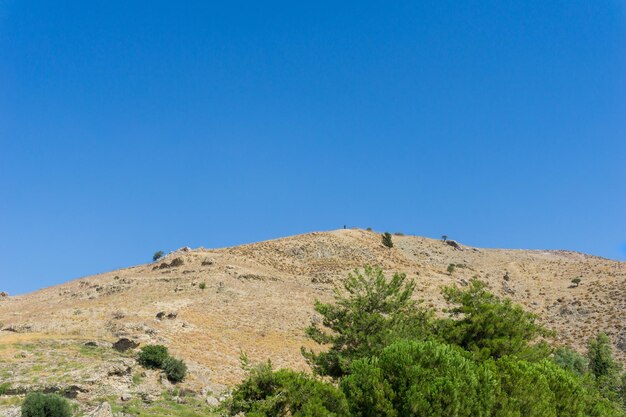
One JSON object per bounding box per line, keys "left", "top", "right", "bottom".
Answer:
{"left": 86, "top": 402, "right": 113, "bottom": 417}
{"left": 445, "top": 240, "right": 462, "bottom": 250}
{"left": 156, "top": 311, "right": 177, "bottom": 320}
{"left": 112, "top": 338, "right": 139, "bottom": 352}
{"left": 0, "top": 291, "right": 8, "bottom": 297}
{"left": 106, "top": 359, "right": 134, "bottom": 376}
{"left": 121, "top": 393, "right": 132, "bottom": 401}
{"left": 206, "top": 396, "right": 220, "bottom": 407}
{"left": 3, "top": 407, "right": 21, "bottom": 417}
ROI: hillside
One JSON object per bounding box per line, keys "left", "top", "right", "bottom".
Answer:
{"left": 1, "top": 228, "right": 625, "bottom": 413}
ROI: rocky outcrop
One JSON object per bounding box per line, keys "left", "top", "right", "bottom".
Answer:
{"left": 86, "top": 402, "right": 113, "bottom": 417}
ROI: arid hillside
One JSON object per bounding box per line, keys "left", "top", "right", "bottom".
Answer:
{"left": 1, "top": 228, "right": 625, "bottom": 412}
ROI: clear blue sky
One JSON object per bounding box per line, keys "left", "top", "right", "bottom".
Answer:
{"left": 1, "top": 1, "right": 625, "bottom": 295}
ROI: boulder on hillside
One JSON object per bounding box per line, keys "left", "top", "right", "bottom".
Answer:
{"left": 112, "top": 338, "right": 139, "bottom": 352}
{"left": 86, "top": 402, "right": 113, "bottom": 417}
{"left": 445, "top": 240, "right": 462, "bottom": 250}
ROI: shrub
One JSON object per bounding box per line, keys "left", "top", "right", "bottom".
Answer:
{"left": 164, "top": 357, "right": 188, "bottom": 383}
{"left": 199, "top": 282, "right": 207, "bottom": 290}
{"left": 21, "top": 392, "right": 72, "bottom": 417}
{"left": 447, "top": 264, "right": 456, "bottom": 274}
{"left": 170, "top": 257, "right": 184, "bottom": 267}
{"left": 153, "top": 251, "right": 165, "bottom": 262}
{"left": 138, "top": 345, "right": 169, "bottom": 369}
{"left": 0, "top": 382, "right": 10, "bottom": 395}
{"left": 381, "top": 232, "right": 393, "bottom": 248}
{"left": 571, "top": 277, "right": 581, "bottom": 287}
{"left": 227, "top": 361, "right": 351, "bottom": 417}
{"left": 442, "top": 235, "right": 448, "bottom": 241}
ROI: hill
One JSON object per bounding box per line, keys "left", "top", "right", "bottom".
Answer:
{"left": 0, "top": 228, "right": 625, "bottom": 414}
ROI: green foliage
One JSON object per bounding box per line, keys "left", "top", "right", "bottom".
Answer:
{"left": 571, "top": 277, "right": 581, "bottom": 287}
{"left": 226, "top": 361, "right": 351, "bottom": 417}
{"left": 303, "top": 266, "right": 431, "bottom": 378}
{"left": 492, "top": 357, "right": 556, "bottom": 417}
{"left": 447, "top": 264, "right": 455, "bottom": 274}
{"left": 342, "top": 340, "right": 497, "bottom": 417}
{"left": 381, "top": 232, "right": 393, "bottom": 248}
{"left": 437, "top": 280, "right": 552, "bottom": 361}
{"left": 164, "top": 357, "right": 188, "bottom": 383}
{"left": 0, "top": 382, "right": 10, "bottom": 395}
{"left": 138, "top": 345, "right": 169, "bottom": 369}
{"left": 587, "top": 332, "right": 623, "bottom": 399}
{"left": 552, "top": 347, "right": 588, "bottom": 376}
{"left": 21, "top": 392, "right": 72, "bottom": 417}
{"left": 153, "top": 251, "right": 165, "bottom": 262}
{"left": 199, "top": 282, "right": 207, "bottom": 290}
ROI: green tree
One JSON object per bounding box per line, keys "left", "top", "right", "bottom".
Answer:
{"left": 227, "top": 361, "right": 351, "bottom": 417}
{"left": 447, "top": 264, "right": 455, "bottom": 274}
{"left": 492, "top": 357, "right": 556, "bottom": 417}
{"left": 138, "top": 344, "right": 169, "bottom": 369}
{"left": 302, "top": 267, "right": 431, "bottom": 378}
{"left": 437, "top": 280, "right": 552, "bottom": 361}
{"left": 342, "top": 340, "right": 497, "bottom": 417}
{"left": 153, "top": 250, "right": 165, "bottom": 261}
{"left": 381, "top": 232, "right": 393, "bottom": 248}
{"left": 587, "top": 332, "right": 623, "bottom": 400}
{"left": 21, "top": 392, "right": 72, "bottom": 417}
{"left": 552, "top": 347, "right": 588, "bottom": 376}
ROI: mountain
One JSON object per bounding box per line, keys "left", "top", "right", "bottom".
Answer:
{"left": 0, "top": 228, "right": 624, "bottom": 414}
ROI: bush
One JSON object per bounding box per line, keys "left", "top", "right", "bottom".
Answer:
{"left": 138, "top": 345, "right": 169, "bottom": 369}
{"left": 164, "top": 357, "right": 188, "bottom": 383}
{"left": 447, "top": 264, "right": 456, "bottom": 274}
{"left": 153, "top": 251, "right": 164, "bottom": 262}
{"left": 381, "top": 232, "right": 393, "bottom": 248}
{"left": 227, "top": 361, "right": 351, "bottom": 417}
{"left": 571, "top": 277, "right": 581, "bottom": 287}
{"left": 199, "top": 282, "right": 207, "bottom": 290}
{"left": 21, "top": 392, "right": 72, "bottom": 417}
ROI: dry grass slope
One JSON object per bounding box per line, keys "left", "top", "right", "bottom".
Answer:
{"left": 0, "top": 228, "right": 624, "bottom": 404}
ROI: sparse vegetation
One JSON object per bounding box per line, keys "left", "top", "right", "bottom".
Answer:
{"left": 199, "top": 282, "right": 207, "bottom": 290}
{"left": 381, "top": 232, "right": 393, "bottom": 248}
{"left": 442, "top": 234, "right": 448, "bottom": 242}
{"left": 170, "top": 257, "right": 184, "bottom": 267}
{"left": 447, "top": 263, "right": 455, "bottom": 274}
{"left": 21, "top": 392, "right": 72, "bottom": 417}
{"left": 153, "top": 251, "right": 165, "bottom": 262}
{"left": 572, "top": 277, "right": 582, "bottom": 287}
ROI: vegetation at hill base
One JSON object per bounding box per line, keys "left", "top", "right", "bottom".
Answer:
{"left": 21, "top": 392, "right": 72, "bottom": 417}
{"left": 138, "top": 344, "right": 187, "bottom": 383}
{"left": 228, "top": 266, "right": 626, "bottom": 417}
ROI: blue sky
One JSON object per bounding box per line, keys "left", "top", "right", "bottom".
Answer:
{"left": 1, "top": 1, "right": 625, "bottom": 295}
